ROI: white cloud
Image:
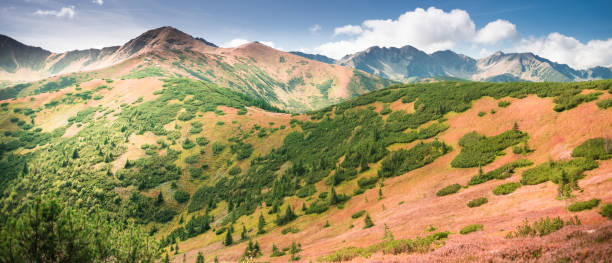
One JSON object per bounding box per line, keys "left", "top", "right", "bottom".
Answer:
{"left": 259, "top": 41, "right": 276, "bottom": 48}
{"left": 314, "top": 7, "right": 476, "bottom": 59}
{"left": 513, "top": 32, "right": 612, "bottom": 69}
{"left": 333, "top": 25, "right": 362, "bottom": 36}
{"left": 474, "top": 19, "right": 517, "bottom": 45}
{"left": 33, "top": 6, "right": 75, "bottom": 19}
{"left": 309, "top": 24, "right": 321, "bottom": 33}
{"left": 93, "top": 0, "right": 104, "bottom": 6}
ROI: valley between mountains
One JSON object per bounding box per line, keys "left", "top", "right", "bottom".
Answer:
{"left": 0, "top": 26, "right": 611, "bottom": 263}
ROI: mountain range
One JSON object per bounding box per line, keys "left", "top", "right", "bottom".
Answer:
{"left": 0, "top": 27, "right": 393, "bottom": 112}
{"left": 293, "top": 46, "right": 612, "bottom": 82}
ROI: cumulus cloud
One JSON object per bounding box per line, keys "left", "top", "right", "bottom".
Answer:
{"left": 33, "top": 6, "right": 75, "bottom": 18}
{"left": 309, "top": 24, "right": 322, "bottom": 33}
{"left": 333, "top": 25, "right": 363, "bottom": 36}
{"left": 93, "top": 0, "right": 104, "bottom": 5}
{"left": 474, "top": 19, "right": 517, "bottom": 45}
{"left": 513, "top": 32, "right": 612, "bottom": 69}
{"left": 314, "top": 7, "right": 476, "bottom": 59}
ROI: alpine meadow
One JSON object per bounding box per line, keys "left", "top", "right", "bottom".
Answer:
{"left": 1, "top": 1, "right": 612, "bottom": 262}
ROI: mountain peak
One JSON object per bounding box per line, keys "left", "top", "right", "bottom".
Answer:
{"left": 114, "top": 26, "right": 214, "bottom": 58}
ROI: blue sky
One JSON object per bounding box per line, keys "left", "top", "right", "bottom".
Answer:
{"left": 1, "top": 0, "right": 611, "bottom": 68}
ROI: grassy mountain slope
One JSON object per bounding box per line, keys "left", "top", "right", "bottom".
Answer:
{"left": 1, "top": 72, "right": 611, "bottom": 262}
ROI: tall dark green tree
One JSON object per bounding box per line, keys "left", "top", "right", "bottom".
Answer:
{"left": 363, "top": 213, "right": 375, "bottom": 229}
{"left": 223, "top": 229, "right": 233, "bottom": 246}
{"left": 241, "top": 224, "right": 247, "bottom": 240}
{"left": 196, "top": 252, "right": 204, "bottom": 263}
{"left": 257, "top": 213, "right": 266, "bottom": 234}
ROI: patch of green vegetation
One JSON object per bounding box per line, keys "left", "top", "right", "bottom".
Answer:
{"left": 174, "top": 190, "right": 190, "bottom": 203}
{"left": 184, "top": 154, "right": 200, "bottom": 164}
{"left": 467, "top": 197, "right": 488, "bottom": 208}
{"left": 34, "top": 77, "right": 76, "bottom": 94}
{"left": 498, "top": 100, "right": 511, "bottom": 107}
{"left": 117, "top": 149, "right": 181, "bottom": 190}
{"left": 571, "top": 138, "right": 612, "bottom": 160}
{"left": 506, "top": 216, "right": 581, "bottom": 238}
{"left": 317, "top": 231, "right": 449, "bottom": 262}
{"left": 553, "top": 91, "right": 601, "bottom": 112}
{"left": 520, "top": 158, "right": 598, "bottom": 186}
{"left": 493, "top": 182, "right": 521, "bottom": 195}
{"left": 122, "top": 66, "right": 167, "bottom": 79}
{"left": 477, "top": 111, "right": 486, "bottom": 117}
{"left": 281, "top": 226, "right": 300, "bottom": 235}
{"left": 436, "top": 184, "right": 461, "bottom": 196}
{"left": 567, "top": 199, "right": 600, "bottom": 212}
{"left": 196, "top": 136, "right": 209, "bottom": 146}
{"left": 378, "top": 141, "right": 451, "bottom": 178}
{"left": 451, "top": 130, "right": 528, "bottom": 168}
{"left": 417, "top": 122, "right": 449, "bottom": 139}
{"left": 596, "top": 98, "right": 612, "bottom": 109}
{"left": 182, "top": 138, "right": 196, "bottom": 149}
{"left": 459, "top": 224, "right": 483, "bottom": 234}
{"left": 600, "top": 204, "right": 612, "bottom": 219}
{"left": 468, "top": 159, "right": 533, "bottom": 185}
{"left": 351, "top": 210, "right": 366, "bottom": 219}
{"left": 296, "top": 184, "right": 316, "bottom": 198}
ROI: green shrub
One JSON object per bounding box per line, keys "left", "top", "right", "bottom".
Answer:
{"left": 305, "top": 200, "right": 329, "bottom": 214}
{"left": 212, "top": 142, "right": 225, "bottom": 155}
{"left": 174, "top": 190, "right": 190, "bottom": 203}
{"left": 228, "top": 166, "right": 241, "bottom": 176}
{"left": 237, "top": 108, "right": 247, "bottom": 115}
{"left": 296, "top": 184, "right": 316, "bottom": 198}
{"left": 281, "top": 226, "right": 300, "bottom": 235}
{"left": 596, "top": 98, "right": 612, "bottom": 109}
{"left": 182, "top": 138, "right": 195, "bottom": 149}
{"left": 477, "top": 111, "right": 486, "bottom": 117}
{"left": 498, "top": 100, "right": 511, "bottom": 107}
{"left": 351, "top": 210, "right": 366, "bottom": 219}
{"left": 600, "top": 204, "right": 612, "bottom": 219}
{"left": 467, "top": 197, "right": 488, "bottom": 208}
{"left": 196, "top": 136, "right": 210, "bottom": 146}
{"left": 357, "top": 176, "right": 378, "bottom": 189}
{"left": 568, "top": 198, "right": 600, "bottom": 212}
{"left": 459, "top": 224, "right": 483, "bottom": 234}
{"left": 493, "top": 182, "right": 521, "bottom": 195}
{"left": 178, "top": 111, "right": 194, "bottom": 121}
{"left": 436, "top": 184, "right": 461, "bottom": 196}
{"left": 571, "top": 138, "right": 612, "bottom": 160}
{"left": 189, "top": 167, "right": 203, "bottom": 178}
{"left": 184, "top": 154, "right": 199, "bottom": 164}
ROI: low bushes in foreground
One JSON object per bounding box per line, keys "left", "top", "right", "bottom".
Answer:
{"left": 506, "top": 216, "right": 581, "bottom": 238}
{"left": 317, "top": 231, "right": 450, "bottom": 262}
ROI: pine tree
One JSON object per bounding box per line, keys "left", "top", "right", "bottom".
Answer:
{"left": 363, "top": 213, "right": 374, "bottom": 229}
{"left": 72, "top": 149, "right": 79, "bottom": 159}
{"left": 257, "top": 213, "right": 266, "bottom": 234}
{"left": 329, "top": 186, "right": 339, "bottom": 205}
{"left": 378, "top": 187, "right": 384, "bottom": 200}
{"left": 155, "top": 191, "right": 164, "bottom": 206}
{"left": 323, "top": 220, "right": 330, "bottom": 228}
{"left": 163, "top": 253, "right": 170, "bottom": 263}
{"left": 301, "top": 202, "right": 307, "bottom": 212}
{"left": 224, "top": 229, "right": 233, "bottom": 246}
{"left": 21, "top": 162, "right": 28, "bottom": 176}
{"left": 174, "top": 243, "right": 179, "bottom": 254}
{"left": 196, "top": 252, "right": 204, "bottom": 263}
{"left": 241, "top": 224, "right": 247, "bottom": 240}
